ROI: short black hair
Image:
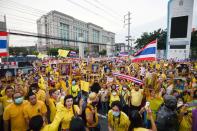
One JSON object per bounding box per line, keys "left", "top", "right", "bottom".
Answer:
{"left": 5, "top": 86, "right": 13, "bottom": 92}
{"left": 27, "top": 91, "right": 36, "bottom": 99}
{"left": 30, "top": 83, "right": 39, "bottom": 89}
{"left": 69, "top": 117, "right": 86, "bottom": 131}
{"left": 49, "top": 89, "right": 57, "bottom": 96}
{"left": 128, "top": 110, "right": 143, "bottom": 130}
{"left": 29, "top": 115, "right": 43, "bottom": 131}
{"left": 111, "top": 101, "right": 122, "bottom": 111}
{"left": 64, "top": 95, "right": 73, "bottom": 106}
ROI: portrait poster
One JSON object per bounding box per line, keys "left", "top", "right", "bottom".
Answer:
{"left": 59, "top": 63, "right": 71, "bottom": 76}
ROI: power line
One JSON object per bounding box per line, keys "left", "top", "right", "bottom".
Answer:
{"left": 1, "top": 0, "right": 46, "bottom": 14}
{"left": 0, "top": 12, "right": 37, "bottom": 22}
{"left": 66, "top": 0, "right": 120, "bottom": 26}
{"left": 0, "top": 5, "right": 43, "bottom": 17}
{"left": 3, "top": 28, "right": 115, "bottom": 46}
{"left": 92, "top": 0, "right": 122, "bottom": 17}
{"left": 82, "top": 0, "right": 120, "bottom": 20}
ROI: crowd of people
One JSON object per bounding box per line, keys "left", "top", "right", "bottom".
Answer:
{"left": 0, "top": 57, "right": 196, "bottom": 131}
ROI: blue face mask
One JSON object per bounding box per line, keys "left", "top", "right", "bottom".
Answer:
{"left": 14, "top": 97, "right": 24, "bottom": 105}
{"left": 112, "top": 111, "right": 120, "bottom": 117}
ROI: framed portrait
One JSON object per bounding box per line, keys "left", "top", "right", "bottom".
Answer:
{"left": 92, "top": 64, "right": 99, "bottom": 74}
{"left": 59, "top": 63, "right": 72, "bottom": 76}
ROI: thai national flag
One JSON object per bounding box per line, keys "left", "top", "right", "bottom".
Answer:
{"left": 119, "top": 52, "right": 129, "bottom": 57}
{"left": 132, "top": 40, "right": 157, "bottom": 62}
{"left": 112, "top": 72, "right": 143, "bottom": 85}
{"left": 69, "top": 51, "right": 76, "bottom": 56}
{"left": 0, "top": 32, "right": 9, "bottom": 56}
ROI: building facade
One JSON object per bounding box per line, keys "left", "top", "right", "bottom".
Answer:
{"left": 37, "top": 10, "right": 115, "bottom": 56}
{"left": 166, "top": 0, "right": 197, "bottom": 60}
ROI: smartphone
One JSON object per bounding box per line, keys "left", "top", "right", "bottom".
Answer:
{"left": 145, "top": 101, "right": 150, "bottom": 110}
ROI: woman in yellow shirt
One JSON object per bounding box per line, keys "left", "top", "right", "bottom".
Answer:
{"left": 56, "top": 95, "right": 83, "bottom": 130}
{"left": 46, "top": 89, "right": 60, "bottom": 123}
{"left": 85, "top": 92, "right": 100, "bottom": 131}
{"left": 109, "top": 89, "right": 120, "bottom": 107}
{"left": 108, "top": 101, "right": 130, "bottom": 131}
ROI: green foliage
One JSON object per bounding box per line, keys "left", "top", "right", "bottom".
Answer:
{"left": 135, "top": 29, "right": 167, "bottom": 50}
{"left": 9, "top": 47, "right": 38, "bottom": 56}
{"left": 47, "top": 47, "right": 79, "bottom": 56}
{"left": 99, "top": 49, "right": 107, "bottom": 56}
{"left": 191, "top": 30, "right": 197, "bottom": 59}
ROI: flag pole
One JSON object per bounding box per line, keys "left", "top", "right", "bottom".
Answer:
{"left": 156, "top": 39, "right": 158, "bottom": 61}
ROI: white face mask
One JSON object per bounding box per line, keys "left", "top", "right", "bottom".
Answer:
{"left": 112, "top": 92, "right": 117, "bottom": 96}
{"left": 123, "top": 87, "right": 127, "bottom": 91}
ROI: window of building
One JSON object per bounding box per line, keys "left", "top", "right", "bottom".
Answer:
{"left": 93, "top": 29, "right": 99, "bottom": 43}
{"left": 60, "top": 23, "right": 69, "bottom": 46}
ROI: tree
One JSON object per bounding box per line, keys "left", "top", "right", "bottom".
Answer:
{"left": 47, "top": 47, "right": 79, "bottom": 56}
{"left": 134, "top": 29, "right": 167, "bottom": 50}
{"left": 9, "top": 47, "right": 28, "bottom": 56}
{"left": 99, "top": 49, "right": 107, "bottom": 56}
{"left": 191, "top": 30, "right": 197, "bottom": 59}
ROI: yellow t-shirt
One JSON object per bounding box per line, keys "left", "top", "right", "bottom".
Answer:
{"left": 48, "top": 98, "right": 57, "bottom": 122}
{"left": 23, "top": 100, "right": 47, "bottom": 119}
{"left": 108, "top": 110, "right": 130, "bottom": 131}
{"left": 3, "top": 102, "right": 28, "bottom": 131}
{"left": 60, "top": 80, "right": 67, "bottom": 91}
{"left": 41, "top": 109, "right": 64, "bottom": 131}
{"left": 110, "top": 93, "right": 120, "bottom": 107}
{"left": 56, "top": 103, "right": 80, "bottom": 129}
{"left": 147, "top": 97, "right": 163, "bottom": 120}
{"left": 0, "top": 96, "right": 13, "bottom": 109}
{"left": 130, "top": 89, "right": 144, "bottom": 107}
{"left": 134, "top": 127, "right": 149, "bottom": 131}
{"left": 36, "top": 89, "right": 46, "bottom": 102}
{"left": 85, "top": 104, "right": 99, "bottom": 128}
{"left": 69, "top": 85, "right": 80, "bottom": 98}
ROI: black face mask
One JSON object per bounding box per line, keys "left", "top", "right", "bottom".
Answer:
{"left": 92, "top": 102, "right": 98, "bottom": 107}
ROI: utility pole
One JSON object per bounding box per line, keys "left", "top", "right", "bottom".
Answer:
{"left": 124, "top": 11, "right": 131, "bottom": 53}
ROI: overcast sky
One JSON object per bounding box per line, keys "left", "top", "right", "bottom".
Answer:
{"left": 0, "top": 0, "right": 169, "bottom": 46}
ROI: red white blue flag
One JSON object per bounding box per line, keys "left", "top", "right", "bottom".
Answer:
{"left": 112, "top": 72, "right": 143, "bottom": 85}
{"left": 132, "top": 40, "right": 157, "bottom": 62}
{"left": 69, "top": 51, "right": 77, "bottom": 56}
{"left": 0, "top": 32, "right": 9, "bottom": 56}
{"left": 118, "top": 52, "right": 129, "bottom": 57}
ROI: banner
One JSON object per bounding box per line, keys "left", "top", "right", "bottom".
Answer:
{"left": 58, "top": 49, "right": 69, "bottom": 57}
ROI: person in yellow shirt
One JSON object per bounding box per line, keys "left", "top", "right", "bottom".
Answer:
{"left": 145, "top": 89, "right": 163, "bottom": 128}
{"left": 31, "top": 83, "right": 46, "bottom": 102}
{"left": 28, "top": 111, "right": 64, "bottom": 131}
{"left": 3, "top": 92, "right": 28, "bottom": 131}
{"left": 46, "top": 89, "right": 61, "bottom": 122}
{"left": 57, "top": 95, "right": 83, "bottom": 130}
{"left": 120, "top": 85, "right": 131, "bottom": 115}
{"left": 23, "top": 91, "right": 47, "bottom": 127}
{"left": 109, "top": 89, "right": 120, "bottom": 107}
{"left": 0, "top": 86, "right": 13, "bottom": 109}
{"left": 69, "top": 79, "right": 80, "bottom": 104}
{"left": 85, "top": 92, "right": 100, "bottom": 131}
{"left": 108, "top": 101, "right": 130, "bottom": 131}
{"left": 130, "top": 85, "right": 144, "bottom": 111}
